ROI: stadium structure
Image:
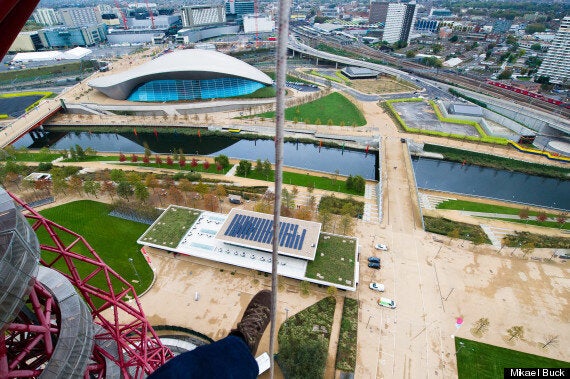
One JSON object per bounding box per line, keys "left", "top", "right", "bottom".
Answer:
{"left": 88, "top": 49, "right": 274, "bottom": 102}
{"left": 0, "top": 187, "right": 173, "bottom": 378}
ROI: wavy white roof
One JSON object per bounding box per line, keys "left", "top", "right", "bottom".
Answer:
{"left": 89, "top": 49, "right": 273, "bottom": 100}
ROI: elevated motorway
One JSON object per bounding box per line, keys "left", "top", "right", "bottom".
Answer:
{"left": 0, "top": 99, "right": 62, "bottom": 148}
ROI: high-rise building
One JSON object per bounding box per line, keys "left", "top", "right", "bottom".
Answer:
{"left": 225, "top": 0, "right": 255, "bottom": 21}
{"left": 377, "top": 2, "right": 417, "bottom": 44}
{"left": 181, "top": 5, "right": 226, "bottom": 28}
{"left": 59, "top": 7, "right": 101, "bottom": 27}
{"left": 536, "top": 16, "right": 570, "bottom": 84}
{"left": 369, "top": 1, "right": 389, "bottom": 24}
{"left": 32, "top": 8, "right": 59, "bottom": 26}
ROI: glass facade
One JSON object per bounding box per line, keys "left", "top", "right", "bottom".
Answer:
{"left": 128, "top": 77, "right": 266, "bottom": 102}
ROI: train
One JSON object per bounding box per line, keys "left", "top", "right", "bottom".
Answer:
{"left": 486, "top": 80, "right": 570, "bottom": 109}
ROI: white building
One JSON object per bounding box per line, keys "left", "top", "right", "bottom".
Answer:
{"left": 536, "top": 16, "right": 570, "bottom": 84}
{"left": 383, "top": 2, "right": 417, "bottom": 44}
{"left": 32, "top": 8, "right": 59, "bottom": 26}
{"left": 181, "top": 5, "right": 226, "bottom": 28}
{"left": 243, "top": 14, "right": 275, "bottom": 34}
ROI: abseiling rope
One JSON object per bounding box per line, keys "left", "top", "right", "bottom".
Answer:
{"left": 269, "top": 0, "right": 291, "bottom": 377}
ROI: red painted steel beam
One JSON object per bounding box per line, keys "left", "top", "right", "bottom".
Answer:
{"left": 0, "top": 0, "right": 41, "bottom": 60}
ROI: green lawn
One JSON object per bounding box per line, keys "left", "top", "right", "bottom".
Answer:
{"left": 455, "top": 338, "right": 569, "bottom": 379}
{"left": 263, "top": 71, "right": 315, "bottom": 85}
{"left": 1, "top": 152, "right": 61, "bottom": 162}
{"left": 437, "top": 200, "right": 569, "bottom": 230}
{"left": 336, "top": 298, "right": 358, "bottom": 372}
{"left": 36, "top": 201, "right": 153, "bottom": 295}
{"left": 255, "top": 92, "right": 366, "bottom": 126}
{"left": 305, "top": 234, "right": 357, "bottom": 286}
{"left": 139, "top": 206, "right": 201, "bottom": 247}
{"left": 240, "top": 169, "right": 365, "bottom": 195}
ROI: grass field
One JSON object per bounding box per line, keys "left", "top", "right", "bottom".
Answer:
{"left": 423, "top": 216, "right": 491, "bottom": 244}
{"left": 455, "top": 337, "right": 569, "bottom": 379}
{"left": 255, "top": 92, "right": 367, "bottom": 126}
{"left": 0, "top": 61, "right": 96, "bottom": 82}
{"left": 36, "top": 201, "right": 153, "bottom": 295}
{"left": 437, "top": 200, "right": 569, "bottom": 230}
{"left": 241, "top": 169, "right": 365, "bottom": 195}
{"left": 139, "top": 206, "right": 201, "bottom": 247}
{"left": 305, "top": 234, "right": 357, "bottom": 286}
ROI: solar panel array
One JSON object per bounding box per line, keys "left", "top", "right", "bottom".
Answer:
{"left": 224, "top": 214, "right": 307, "bottom": 251}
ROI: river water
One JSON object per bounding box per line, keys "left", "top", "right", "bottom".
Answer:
{"left": 13, "top": 130, "right": 569, "bottom": 210}
{"left": 411, "top": 156, "right": 570, "bottom": 211}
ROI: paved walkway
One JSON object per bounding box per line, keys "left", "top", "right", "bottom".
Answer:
{"left": 324, "top": 296, "right": 344, "bottom": 379}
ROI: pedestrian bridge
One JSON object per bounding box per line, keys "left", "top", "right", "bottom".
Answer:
{"left": 0, "top": 99, "right": 62, "bottom": 149}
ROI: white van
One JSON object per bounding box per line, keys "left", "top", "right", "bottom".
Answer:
{"left": 378, "top": 297, "right": 396, "bottom": 309}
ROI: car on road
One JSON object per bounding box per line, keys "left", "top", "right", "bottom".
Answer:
{"left": 368, "top": 261, "right": 381, "bottom": 269}
{"left": 369, "top": 282, "right": 385, "bottom": 292}
{"left": 374, "top": 244, "right": 388, "bottom": 251}
{"left": 378, "top": 297, "right": 396, "bottom": 309}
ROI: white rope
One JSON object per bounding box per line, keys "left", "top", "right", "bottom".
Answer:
{"left": 269, "top": 1, "right": 291, "bottom": 377}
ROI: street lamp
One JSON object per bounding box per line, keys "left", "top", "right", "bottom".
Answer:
{"left": 128, "top": 257, "right": 141, "bottom": 283}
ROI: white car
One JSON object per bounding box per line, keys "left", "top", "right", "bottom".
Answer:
{"left": 369, "top": 282, "right": 385, "bottom": 292}
{"left": 378, "top": 297, "right": 396, "bottom": 309}
{"left": 374, "top": 243, "right": 388, "bottom": 251}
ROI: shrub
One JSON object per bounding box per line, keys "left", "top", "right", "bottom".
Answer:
{"left": 319, "top": 195, "right": 364, "bottom": 217}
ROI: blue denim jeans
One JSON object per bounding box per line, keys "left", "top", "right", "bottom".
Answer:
{"left": 149, "top": 336, "right": 259, "bottom": 378}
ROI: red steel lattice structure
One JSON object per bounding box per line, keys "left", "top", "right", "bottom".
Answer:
{"left": 4, "top": 192, "right": 173, "bottom": 378}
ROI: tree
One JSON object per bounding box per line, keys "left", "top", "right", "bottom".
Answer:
{"left": 52, "top": 177, "right": 68, "bottom": 196}
{"left": 518, "top": 208, "right": 530, "bottom": 222}
{"left": 134, "top": 182, "right": 149, "bottom": 203}
{"left": 318, "top": 209, "right": 332, "bottom": 232}
{"left": 131, "top": 154, "right": 138, "bottom": 163}
{"left": 497, "top": 69, "right": 513, "bottom": 80}
{"left": 145, "top": 174, "right": 159, "bottom": 193}
{"left": 556, "top": 213, "right": 567, "bottom": 229}
{"left": 68, "top": 176, "right": 83, "bottom": 196}
{"left": 179, "top": 154, "right": 186, "bottom": 167}
{"left": 178, "top": 179, "right": 193, "bottom": 204}
{"left": 449, "top": 35, "right": 459, "bottom": 43}
{"left": 525, "top": 23, "right": 546, "bottom": 34}
{"left": 117, "top": 181, "right": 133, "bottom": 200}
{"left": 119, "top": 153, "right": 126, "bottom": 162}
{"left": 166, "top": 156, "right": 173, "bottom": 166}
{"left": 282, "top": 188, "right": 294, "bottom": 209}
{"left": 215, "top": 184, "right": 227, "bottom": 198}
{"left": 536, "top": 211, "right": 548, "bottom": 223}
{"left": 142, "top": 156, "right": 150, "bottom": 164}
{"left": 110, "top": 169, "right": 126, "bottom": 183}
{"left": 406, "top": 50, "right": 417, "bottom": 58}
{"left": 155, "top": 155, "right": 162, "bottom": 165}
{"left": 190, "top": 158, "right": 198, "bottom": 168}
{"left": 506, "top": 326, "right": 524, "bottom": 342}
{"left": 340, "top": 213, "right": 354, "bottom": 235}
{"left": 447, "top": 228, "right": 460, "bottom": 242}
{"left": 521, "top": 242, "right": 535, "bottom": 258}
{"left": 472, "top": 318, "right": 490, "bottom": 336}
{"left": 168, "top": 185, "right": 183, "bottom": 204}
{"left": 262, "top": 159, "right": 272, "bottom": 179}
{"left": 203, "top": 160, "right": 210, "bottom": 170}
{"left": 294, "top": 206, "right": 312, "bottom": 221}
{"left": 254, "top": 200, "right": 273, "bottom": 214}
{"left": 255, "top": 159, "right": 263, "bottom": 174}
{"left": 214, "top": 154, "right": 230, "bottom": 168}
{"left": 432, "top": 43, "right": 443, "bottom": 54}
{"left": 101, "top": 181, "right": 116, "bottom": 200}
{"left": 541, "top": 335, "right": 559, "bottom": 349}
{"left": 126, "top": 172, "right": 142, "bottom": 186}
{"left": 530, "top": 43, "right": 542, "bottom": 51}
{"left": 194, "top": 181, "right": 209, "bottom": 197}
{"left": 204, "top": 193, "right": 217, "bottom": 211}
{"left": 83, "top": 180, "right": 100, "bottom": 198}
{"left": 236, "top": 160, "right": 252, "bottom": 177}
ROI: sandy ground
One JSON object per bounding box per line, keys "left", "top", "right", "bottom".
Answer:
{"left": 7, "top": 52, "right": 570, "bottom": 378}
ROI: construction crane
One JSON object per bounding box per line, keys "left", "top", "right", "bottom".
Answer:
{"left": 145, "top": 0, "right": 155, "bottom": 29}
{"left": 114, "top": 0, "right": 128, "bottom": 29}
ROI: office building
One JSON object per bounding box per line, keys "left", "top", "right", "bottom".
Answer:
{"left": 38, "top": 25, "right": 107, "bottom": 48}
{"left": 181, "top": 5, "right": 226, "bottom": 28}
{"left": 225, "top": 0, "right": 255, "bottom": 22}
{"left": 32, "top": 8, "right": 59, "bottom": 26}
{"left": 59, "top": 7, "right": 101, "bottom": 27}
{"left": 536, "top": 16, "right": 570, "bottom": 84}
{"left": 8, "top": 31, "right": 44, "bottom": 52}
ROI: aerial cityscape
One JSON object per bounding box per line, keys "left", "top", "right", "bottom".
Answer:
{"left": 0, "top": 0, "right": 569, "bottom": 378}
